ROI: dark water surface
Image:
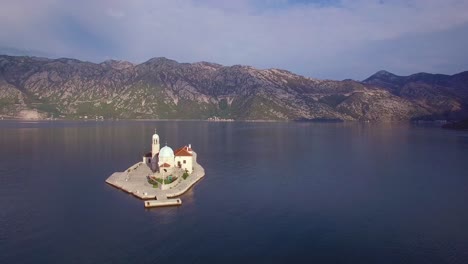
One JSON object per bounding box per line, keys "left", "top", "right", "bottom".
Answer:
{"left": 1, "top": 121, "right": 468, "bottom": 263}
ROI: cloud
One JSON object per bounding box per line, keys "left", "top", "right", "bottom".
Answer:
{"left": 106, "top": 8, "right": 126, "bottom": 19}
{"left": 0, "top": 0, "right": 468, "bottom": 79}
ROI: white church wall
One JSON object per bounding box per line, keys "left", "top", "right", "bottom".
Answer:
{"left": 175, "top": 156, "right": 193, "bottom": 173}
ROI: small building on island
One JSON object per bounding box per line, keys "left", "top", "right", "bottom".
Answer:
{"left": 142, "top": 130, "right": 194, "bottom": 174}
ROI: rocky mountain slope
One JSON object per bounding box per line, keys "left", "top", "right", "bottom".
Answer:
{"left": 0, "top": 55, "right": 467, "bottom": 121}
{"left": 364, "top": 70, "right": 468, "bottom": 120}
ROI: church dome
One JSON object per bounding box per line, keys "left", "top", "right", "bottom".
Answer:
{"left": 159, "top": 146, "right": 174, "bottom": 158}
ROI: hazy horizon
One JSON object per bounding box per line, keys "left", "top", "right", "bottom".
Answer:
{"left": 1, "top": 0, "right": 468, "bottom": 80}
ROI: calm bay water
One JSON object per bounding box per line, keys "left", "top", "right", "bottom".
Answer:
{"left": 1, "top": 120, "right": 468, "bottom": 263}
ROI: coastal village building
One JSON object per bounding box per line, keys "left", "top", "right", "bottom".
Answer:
{"left": 142, "top": 130, "right": 194, "bottom": 174}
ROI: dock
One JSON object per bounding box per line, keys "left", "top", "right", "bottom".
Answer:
{"left": 144, "top": 199, "right": 182, "bottom": 208}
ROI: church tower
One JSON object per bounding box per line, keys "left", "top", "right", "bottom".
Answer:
{"left": 152, "top": 129, "right": 160, "bottom": 159}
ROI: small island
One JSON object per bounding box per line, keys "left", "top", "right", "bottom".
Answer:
{"left": 106, "top": 129, "right": 205, "bottom": 208}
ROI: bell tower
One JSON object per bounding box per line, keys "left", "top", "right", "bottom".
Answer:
{"left": 152, "top": 129, "right": 160, "bottom": 159}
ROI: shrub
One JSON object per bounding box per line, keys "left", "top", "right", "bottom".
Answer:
{"left": 164, "top": 178, "right": 173, "bottom": 184}
{"left": 147, "top": 176, "right": 161, "bottom": 186}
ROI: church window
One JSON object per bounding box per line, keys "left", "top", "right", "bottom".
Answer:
{"left": 183, "top": 160, "right": 186, "bottom": 164}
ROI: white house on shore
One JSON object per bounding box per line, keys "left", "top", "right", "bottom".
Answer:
{"left": 142, "top": 130, "right": 194, "bottom": 174}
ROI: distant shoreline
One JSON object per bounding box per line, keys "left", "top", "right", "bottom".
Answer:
{"left": 0, "top": 117, "right": 456, "bottom": 124}
{"left": 442, "top": 119, "right": 468, "bottom": 130}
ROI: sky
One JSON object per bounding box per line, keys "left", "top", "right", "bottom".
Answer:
{"left": 1, "top": 0, "right": 468, "bottom": 80}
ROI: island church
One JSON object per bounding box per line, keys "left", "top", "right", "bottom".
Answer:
{"left": 142, "top": 130, "right": 194, "bottom": 174}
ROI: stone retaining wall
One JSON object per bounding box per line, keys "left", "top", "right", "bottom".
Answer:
{"left": 160, "top": 177, "right": 182, "bottom": 190}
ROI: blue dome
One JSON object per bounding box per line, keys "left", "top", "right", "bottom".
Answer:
{"left": 159, "top": 146, "right": 174, "bottom": 158}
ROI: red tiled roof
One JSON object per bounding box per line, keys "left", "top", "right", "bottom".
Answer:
{"left": 160, "top": 163, "right": 171, "bottom": 168}
{"left": 174, "top": 146, "right": 193, "bottom": 157}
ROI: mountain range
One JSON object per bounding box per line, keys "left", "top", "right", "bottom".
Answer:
{"left": 0, "top": 54, "right": 467, "bottom": 121}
